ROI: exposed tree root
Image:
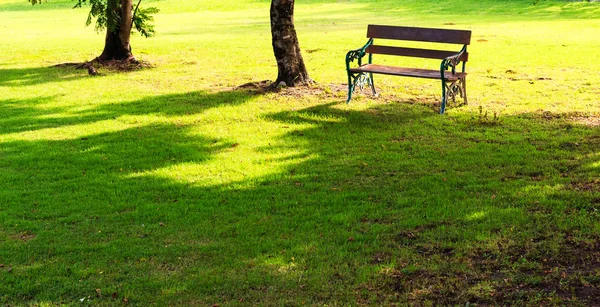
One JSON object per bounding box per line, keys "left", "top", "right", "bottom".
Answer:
{"left": 237, "top": 79, "right": 318, "bottom": 95}
{"left": 237, "top": 80, "right": 273, "bottom": 93}
{"left": 270, "top": 78, "right": 315, "bottom": 89}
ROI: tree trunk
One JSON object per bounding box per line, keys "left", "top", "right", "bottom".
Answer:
{"left": 270, "top": 0, "right": 310, "bottom": 87}
{"left": 98, "top": 0, "right": 136, "bottom": 62}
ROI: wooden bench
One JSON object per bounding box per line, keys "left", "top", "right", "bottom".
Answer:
{"left": 345, "top": 25, "right": 472, "bottom": 114}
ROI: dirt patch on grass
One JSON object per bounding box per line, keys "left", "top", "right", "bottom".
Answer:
{"left": 360, "top": 230, "right": 600, "bottom": 306}
{"left": 394, "top": 221, "right": 451, "bottom": 243}
{"left": 467, "top": 235, "right": 600, "bottom": 304}
{"left": 11, "top": 231, "right": 36, "bottom": 242}
{"left": 54, "top": 59, "right": 153, "bottom": 76}
{"left": 571, "top": 116, "right": 600, "bottom": 127}
{"left": 99, "top": 60, "right": 154, "bottom": 72}
{"left": 237, "top": 81, "right": 345, "bottom": 99}
{"left": 235, "top": 81, "right": 445, "bottom": 110}
{"left": 570, "top": 179, "right": 600, "bottom": 193}
{"left": 533, "top": 111, "right": 600, "bottom": 127}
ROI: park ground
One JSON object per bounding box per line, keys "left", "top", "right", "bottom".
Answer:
{"left": 1, "top": 0, "right": 599, "bottom": 305}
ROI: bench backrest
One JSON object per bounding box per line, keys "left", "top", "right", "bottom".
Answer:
{"left": 366, "top": 25, "right": 471, "bottom": 61}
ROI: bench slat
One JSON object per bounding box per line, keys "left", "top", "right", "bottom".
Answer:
{"left": 367, "top": 25, "right": 471, "bottom": 45}
{"left": 366, "top": 45, "right": 469, "bottom": 61}
{"left": 348, "top": 64, "right": 466, "bottom": 81}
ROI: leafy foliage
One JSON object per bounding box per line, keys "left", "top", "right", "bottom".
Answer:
{"left": 29, "top": 0, "right": 158, "bottom": 37}
{"left": 74, "top": 0, "right": 109, "bottom": 32}
{"left": 133, "top": 6, "right": 159, "bottom": 37}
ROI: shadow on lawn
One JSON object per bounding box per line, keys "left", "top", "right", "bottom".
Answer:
{"left": 0, "top": 87, "right": 258, "bottom": 302}
{"left": 0, "top": 90, "right": 598, "bottom": 305}
{"left": 0, "top": 67, "right": 86, "bottom": 87}
{"left": 0, "top": 89, "right": 252, "bottom": 135}
{"left": 263, "top": 102, "right": 600, "bottom": 306}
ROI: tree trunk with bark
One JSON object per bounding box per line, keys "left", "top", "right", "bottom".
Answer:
{"left": 270, "top": 0, "right": 310, "bottom": 87}
{"left": 98, "top": 0, "right": 136, "bottom": 62}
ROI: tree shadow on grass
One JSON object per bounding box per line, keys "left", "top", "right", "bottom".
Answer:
{"left": 0, "top": 89, "right": 253, "bottom": 135}
{"left": 0, "top": 123, "right": 234, "bottom": 208}
{"left": 0, "top": 87, "right": 255, "bottom": 221}
{"left": 260, "top": 102, "right": 600, "bottom": 305}
{"left": 0, "top": 87, "right": 257, "bottom": 303}
{"left": 0, "top": 96, "right": 598, "bottom": 305}
{"left": 0, "top": 67, "right": 87, "bottom": 87}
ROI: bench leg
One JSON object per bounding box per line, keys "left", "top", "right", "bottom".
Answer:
{"left": 462, "top": 77, "right": 468, "bottom": 105}
{"left": 369, "top": 72, "right": 378, "bottom": 97}
{"left": 441, "top": 78, "right": 467, "bottom": 114}
{"left": 347, "top": 72, "right": 376, "bottom": 103}
{"left": 440, "top": 80, "right": 448, "bottom": 114}
{"left": 347, "top": 74, "right": 355, "bottom": 103}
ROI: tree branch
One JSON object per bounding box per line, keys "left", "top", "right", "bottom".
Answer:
{"left": 130, "top": 0, "right": 143, "bottom": 32}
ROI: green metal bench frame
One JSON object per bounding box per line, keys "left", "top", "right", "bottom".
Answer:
{"left": 346, "top": 25, "right": 472, "bottom": 114}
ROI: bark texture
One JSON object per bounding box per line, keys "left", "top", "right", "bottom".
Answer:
{"left": 98, "top": 0, "right": 136, "bottom": 62}
{"left": 270, "top": 0, "right": 310, "bottom": 87}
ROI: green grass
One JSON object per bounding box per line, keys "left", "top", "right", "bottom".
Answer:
{"left": 1, "top": 0, "right": 599, "bottom": 305}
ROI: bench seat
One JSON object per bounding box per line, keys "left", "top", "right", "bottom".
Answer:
{"left": 349, "top": 64, "right": 466, "bottom": 81}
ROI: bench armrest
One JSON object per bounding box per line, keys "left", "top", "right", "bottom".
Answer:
{"left": 441, "top": 45, "right": 468, "bottom": 76}
{"left": 346, "top": 38, "right": 373, "bottom": 71}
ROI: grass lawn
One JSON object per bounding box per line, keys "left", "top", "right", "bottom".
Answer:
{"left": 1, "top": 0, "right": 599, "bottom": 305}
